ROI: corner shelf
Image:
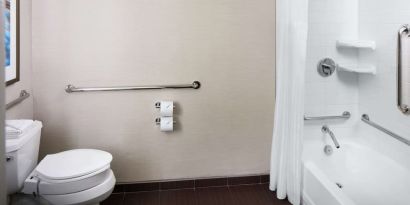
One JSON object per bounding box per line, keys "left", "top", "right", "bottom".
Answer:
{"left": 336, "top": 40, "right": 376, "bottom": 50}
{"left": 337, "top": 65, "right": 377, "bottom": 74}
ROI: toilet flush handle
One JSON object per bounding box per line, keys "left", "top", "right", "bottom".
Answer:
{"left": 6, "top": 156, "right": 13, "bottom": 162}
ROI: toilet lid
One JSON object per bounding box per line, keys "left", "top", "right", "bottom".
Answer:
{"left": 35, "top": 149, "right": 112, "bottom": 180}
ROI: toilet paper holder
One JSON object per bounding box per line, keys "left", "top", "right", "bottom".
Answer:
{"left": 155, "top": 118, "right": 177, "bottom": 125}
{"left": 155, "top": 102, "right": 176, "bottom": 109}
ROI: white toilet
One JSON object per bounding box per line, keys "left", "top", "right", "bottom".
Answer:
{"left": 5, "top": 120, "right": 116, "bottom": 205}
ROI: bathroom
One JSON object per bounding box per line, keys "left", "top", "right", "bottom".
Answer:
{"left": 0, "top": 0, "right": 409, "bottom": 204}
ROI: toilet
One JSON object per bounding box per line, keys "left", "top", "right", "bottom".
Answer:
{"left": 5, "top": 120, "right": 116, "bottom": 205}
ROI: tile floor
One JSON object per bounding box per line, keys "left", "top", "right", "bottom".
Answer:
{"left": 102, "top": 183, "right": 291, "bottom": 205}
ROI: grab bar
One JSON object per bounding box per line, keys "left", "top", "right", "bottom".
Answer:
{"left": 65, "top": 81, "right": 201, "bottom": 93}
{"left": 304, "top": 111, "right": 351, "bottom": 121}
{"left": 6, "top": 90, "right": 30, "bottom": 110}
{"left": 361, "top": 114, "right": 410, "bottom": 146}
{"left": 397, "top": 25, "right": 410, "bottom": 114}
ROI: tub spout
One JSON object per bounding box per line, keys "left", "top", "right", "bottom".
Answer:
{"left": 322, "top": 125, "right": 340, "bottom": 149}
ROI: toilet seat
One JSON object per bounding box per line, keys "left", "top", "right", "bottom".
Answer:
{"left": 38, "top": 164, "right": 110, "bottom": 184}
{"left": 35, "top": 168, "right": 113, "bottom": 195}
{"left": 35, "top": 149, "right": 112, "bottom": 182}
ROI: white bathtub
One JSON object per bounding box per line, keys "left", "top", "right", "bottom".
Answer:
{"left": 302, "top": 141, "right": 410, "bottom": 205}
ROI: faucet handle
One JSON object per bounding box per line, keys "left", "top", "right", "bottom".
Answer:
{"left": 321, "top": 125, "right": 330, "bottom": 133}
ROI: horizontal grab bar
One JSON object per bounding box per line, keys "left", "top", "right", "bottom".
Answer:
{"left": 361, "top": 114, "right": 410, "bottom": 146}
{"left": 304, "top": 111, "right": 351, "bottom": 121}
{"left": 65, "top": 81, "right": 201, "bottom": 93}
{"left": 6, "top": 90, "right": 30, "bottom": 110}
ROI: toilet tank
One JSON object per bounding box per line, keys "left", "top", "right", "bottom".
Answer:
{"left": 5, "top": 121, "right": 42, "bottom": 194}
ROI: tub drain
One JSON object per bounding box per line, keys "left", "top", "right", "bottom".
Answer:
{"left": 336, "top": 182, "right": 343, "bottom": 189}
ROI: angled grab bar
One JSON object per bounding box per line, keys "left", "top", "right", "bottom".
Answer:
{"left": 304, "top": 111, "right": 351, "bottom": 121}
{"left": 361, "top": 114, "right": 410, "bottom": 146}
{"left": 6, "top": 90, "right": 30, "bottom": 110}
{"left": 397, "top": 25, "right": 410, "bottom": 114}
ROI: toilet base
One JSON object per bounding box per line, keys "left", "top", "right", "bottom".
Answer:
{"left": 20, "top": 169, "right": 115, "bottom": 205}
{"left": 42, "top": 170, "right": 115, "bottom": 205}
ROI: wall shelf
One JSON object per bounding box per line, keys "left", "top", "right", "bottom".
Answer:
{"left": 337, "top": 65, "right": 377, "bottom": 74}
{"left": 336, "top": 40, "right": 376, "bottom": 50}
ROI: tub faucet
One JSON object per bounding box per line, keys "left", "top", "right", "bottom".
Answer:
{"left": 322, "top": 125, "right": 340, "bottom": 149}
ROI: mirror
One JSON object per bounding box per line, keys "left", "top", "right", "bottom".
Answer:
{"left": 4, "top": 0, "right": 20, "bottom": 86}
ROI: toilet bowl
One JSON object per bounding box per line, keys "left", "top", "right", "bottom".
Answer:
{"left": 22, "top": 149, "right": 115, "bottom": 205}
{"left": 5, "top": 120, "right": 116, "bottom": 205}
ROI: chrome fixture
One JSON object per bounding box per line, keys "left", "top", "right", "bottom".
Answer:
{"left": 6, "top": 90, "right": 30, "bottom": 110}
{"left": 304, "top": 111, "right": 351, "bottom": 121}
{"left": 397, "top": 25, "right": 410, "bottom": 114}
{"left": 318, "top": 58, "right": 336, "bottom": 77}
{"left": 361, "top": 114, "right": 410, "bottom": 146}
{"left": 65, "top": 81, "right": 201, "bottom": 93}
{"left": 324, "top": 145, "right": 333, "bottom": 156}
{"left": 322, "top": 125, "right": 340, "bottom": 149}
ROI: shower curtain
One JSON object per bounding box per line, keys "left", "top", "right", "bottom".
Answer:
{"left": 270, "top": 0, "right": 309, "bottom": 205}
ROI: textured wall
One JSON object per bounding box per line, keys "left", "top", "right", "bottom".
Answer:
{"left": 32, "top": 0, "right": 276, "bottom": 182}
{"left": 5, "top": 0, "right": 33, "bottom": 120}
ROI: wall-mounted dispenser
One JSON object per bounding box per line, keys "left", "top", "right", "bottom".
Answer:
{"left": 155, "top": 101, "right": 176, "bottom": 132}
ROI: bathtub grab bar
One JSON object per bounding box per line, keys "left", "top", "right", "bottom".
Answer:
{"left": 397, "top": 25, "right": 410, "bottom": 114}
{"left": 304, "top": 111, "right": 351, "bottom": 121}
{"left": 361, "top": 114, "right": 410, "bottom": 146}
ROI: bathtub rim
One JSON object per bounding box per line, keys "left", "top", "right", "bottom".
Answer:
{"left": 303, "top": 161, "right": 356, "bottom": 205}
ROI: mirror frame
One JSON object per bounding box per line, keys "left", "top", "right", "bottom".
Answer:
{"left": 5, "top": 0, "right": 20, "bottom": 86}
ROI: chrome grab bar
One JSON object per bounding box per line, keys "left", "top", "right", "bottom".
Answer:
{"left": 6, "top": 90, "right": 30, "bottom": 110}
{"left": 304, "top": 111, "right": 351, "bottom": 121}
{"left": 397, "top": 25, "right": 410, "bottom": 114}
{"left": 361, "top": 114, "right": 410, "bottom": 146}
{"left": 65, "top": 81, "right": 201, "bottom": 93}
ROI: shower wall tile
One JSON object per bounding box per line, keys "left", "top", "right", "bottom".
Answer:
{"left": 358, "top": 0, "right": 410, "bottom": 170}
{"left": 305, "top": 0, "right": 410, "bottom": 171}
{"left": 304, "top": 0, "right": 359, "bottom": 134}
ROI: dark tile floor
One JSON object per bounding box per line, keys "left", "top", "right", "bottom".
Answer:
{"left": 102, "top": 183, "right": 291, "bottom": 205}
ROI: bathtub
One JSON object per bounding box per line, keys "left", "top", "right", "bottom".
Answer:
{"left": 302, "top": 141, "right": 410, "bottom": 205}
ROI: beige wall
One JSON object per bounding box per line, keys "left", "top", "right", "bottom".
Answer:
{"left": 5, "top": 0, "right": 33, "bottom": 120}
{"left": 32, "top": 0, "right": 276, "bottom": 182}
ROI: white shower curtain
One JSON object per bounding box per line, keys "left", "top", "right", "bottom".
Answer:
{"left": 270, "top": 0, "right": 309, "bottom": 205}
